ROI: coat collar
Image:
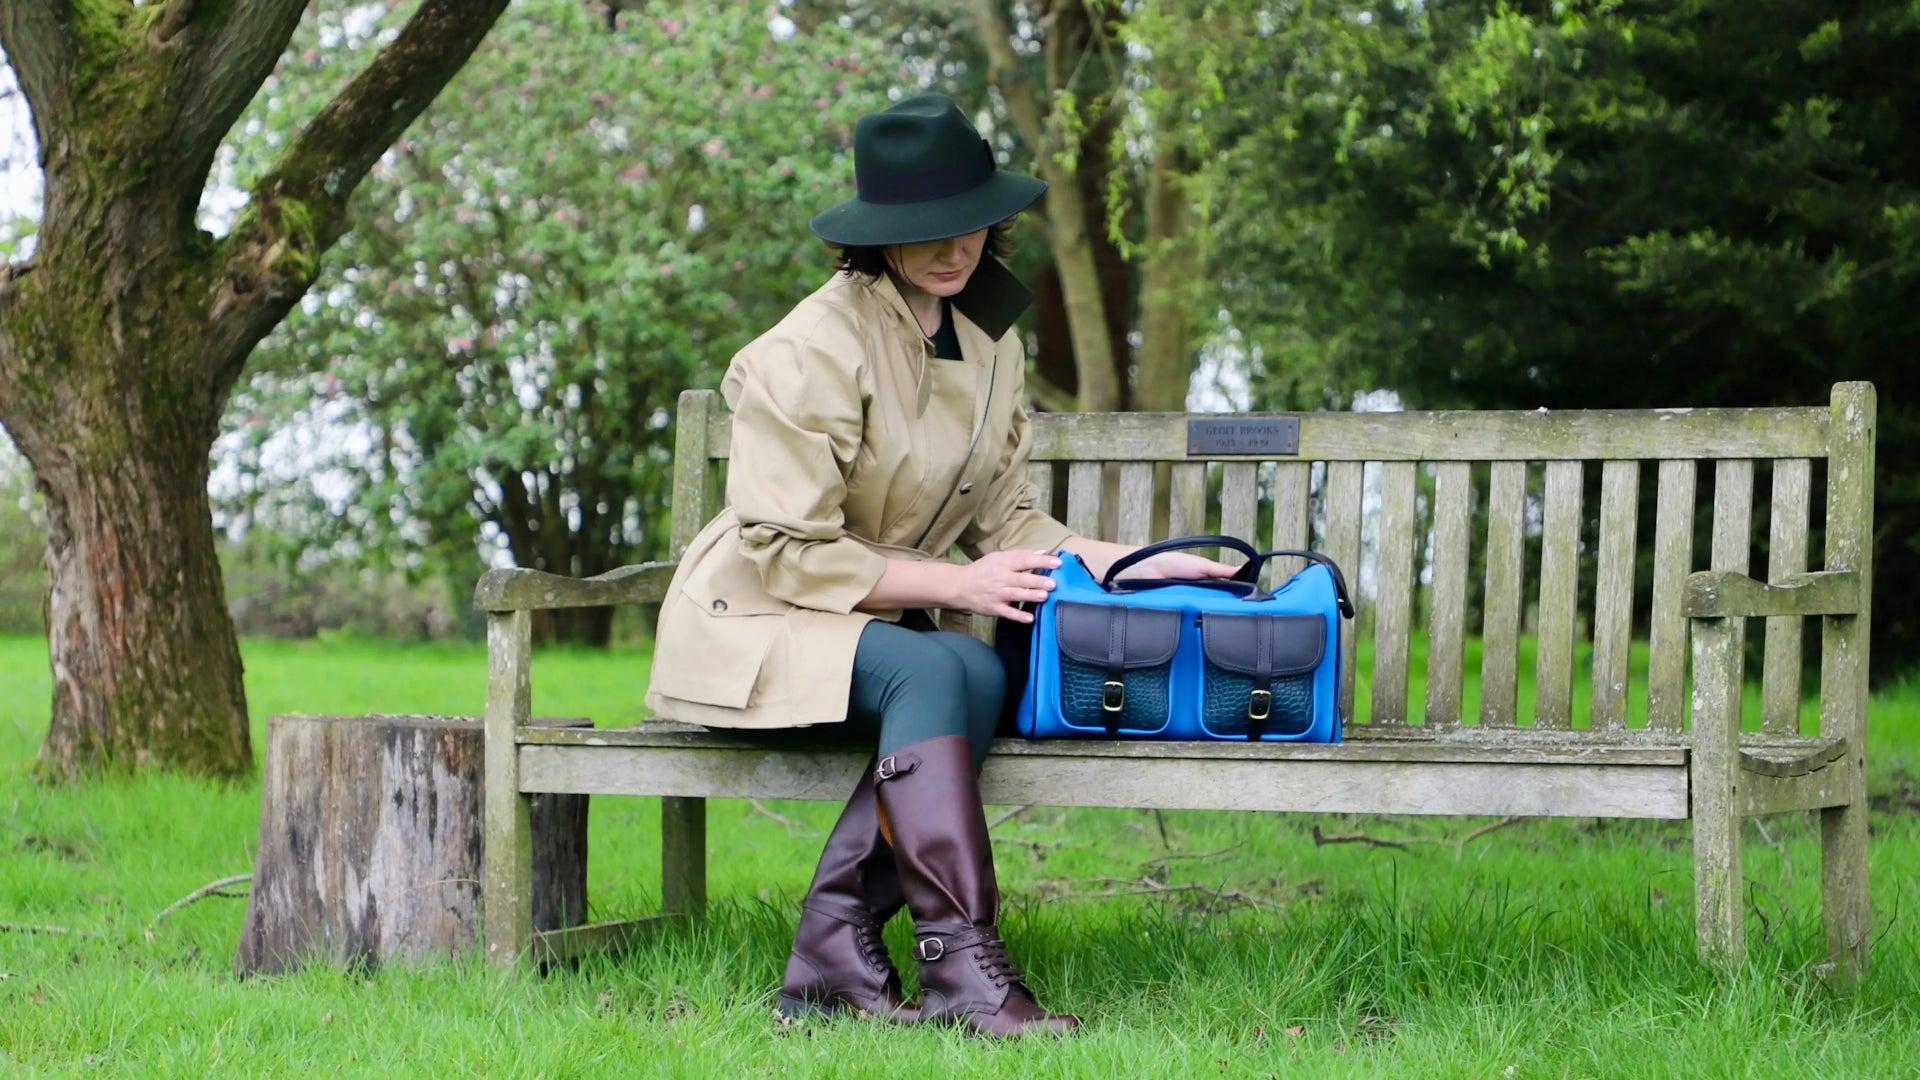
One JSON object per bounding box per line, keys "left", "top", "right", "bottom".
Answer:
{"left": 866, "top": 256, "right": 1032, "bottom": 343}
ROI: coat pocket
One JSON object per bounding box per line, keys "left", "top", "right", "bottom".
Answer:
{"left": 648, "top": 572, "right": 789, "bottom": 711}
{"left": 1197, "top": 613, "right": 1325, "bottom": 738}
{"left": 1053, "top": 602, "right": 1182, "bottom": 735}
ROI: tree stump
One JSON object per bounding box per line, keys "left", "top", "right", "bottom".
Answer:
{"left": 235, "top": 714, "right": 587, "bottom": 974}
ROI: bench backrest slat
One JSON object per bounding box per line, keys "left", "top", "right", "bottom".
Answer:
{"left": 1536, "top": 461, "right": 1585, "bottom": 729}
{"left": 671, "top": 386, "right": 1871, "bottom": 739}
{"left": 1322, "top": 460, "right": 1366, "bottom": 722}
{"left": 1169, "top": 462, "right": 1208, "bottom": 537}
{"left": 1219, "top": 463, "right": 1261, "bottom": 570}
{"left": 1763, "top": 459, "right": 1813, "bottom": 734}
{"left": 1025, "top": 460, "right": 1053, "bottom": 515}
{"left": 1371, "top": 462, "right": 1420, "bottom": 725}
{"left": 1118, "top": 463, "right": 1156, "bottom": 547}
{"left": 1480, "top": 460, "right": 1529, "bottom": 728}
{"left": 1269, "top": 462, "right": 1313, "bottom": 584}
{"left": 1647, "top": 460, "right": 1699, "bottom": 732}
{"left": 1425, "top": 461, "right": 1474, "bottom": 727}
{"left": 1066, "top": 461, "right": 1103, "bottom": 540}
{"left": 1591, "top": 461, "right": 1642, "bottom": 732}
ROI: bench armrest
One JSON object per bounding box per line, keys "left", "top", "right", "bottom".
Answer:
{"left": 473, "top": 561, "right": 679, "bottom": 613}
{"left": 1683, "top": 570, "right": 1861, "bottom": 619}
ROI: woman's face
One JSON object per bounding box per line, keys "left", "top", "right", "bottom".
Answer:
{"left": 886, "top": 229, "right": 989, "bottom": 299}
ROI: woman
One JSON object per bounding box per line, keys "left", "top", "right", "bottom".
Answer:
{"left": 646, "top": 94, "right": 1235, "bottom": 1037}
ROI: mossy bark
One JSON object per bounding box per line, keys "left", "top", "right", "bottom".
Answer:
{"left": 0, "top": 0, "right": 512, "bottom": 779}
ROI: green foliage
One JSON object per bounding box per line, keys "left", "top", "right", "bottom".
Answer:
{"left": 1132, "top": 0, "right": 1920, "bottom": 677}
{"left": 227, "top": 1, "right": 893, "bottom": 638}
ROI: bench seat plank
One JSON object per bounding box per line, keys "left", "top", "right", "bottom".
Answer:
{"left": 519, "top": 742, "right": 1692, "bottom": 818}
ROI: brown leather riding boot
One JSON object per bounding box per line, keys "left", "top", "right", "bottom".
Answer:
{"left": 872, "top": 735, "right": 1080, "bottom": 1038}
{"left": 776, "top": 764, "right": 919, "bottom": 1023}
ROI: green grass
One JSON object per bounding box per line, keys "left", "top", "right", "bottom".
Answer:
{"left": 3, "top": 632, "right": 1918, "bottom": 1077}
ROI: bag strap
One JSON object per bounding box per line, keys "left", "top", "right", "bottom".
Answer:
{"left": 1101, "top": 608, "right": 1128, "bottom": 733}
{"left": 1256, "top": 549, "right": 1356, "bottom": 620}
{"left": 1247, "top": 615, "right": 1273, "bottom": 740}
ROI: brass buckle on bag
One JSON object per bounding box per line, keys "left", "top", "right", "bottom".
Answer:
{"left": 1102, "top": 680, "right": 1126, "bottom": 713}
{"left": 1248, "top": 689, "right": 1272, "bottom": 722}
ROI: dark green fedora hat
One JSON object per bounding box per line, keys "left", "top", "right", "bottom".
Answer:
{"left": 809, "top": 94, "right": 1047, "bottom": 247}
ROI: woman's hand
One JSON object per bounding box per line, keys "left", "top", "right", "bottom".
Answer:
{"left": 951, "top": 549, "right": 1061, "bottom": 623}
{"left": 1112, "top": 550, "right": 1240, "bottom": 584}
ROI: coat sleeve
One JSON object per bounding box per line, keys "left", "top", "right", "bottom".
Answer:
{"left": 722, "top": 316, "right": 889, "bottom": 614}
{"left": 958, "top": 361, "right": 1075, "bottom": 559}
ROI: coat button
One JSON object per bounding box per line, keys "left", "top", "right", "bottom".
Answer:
{"left": 711, "top": 598, "right": 728, "bottom": 612}
{"left": 959, "top": 483, "right": 974, "bottom": 494}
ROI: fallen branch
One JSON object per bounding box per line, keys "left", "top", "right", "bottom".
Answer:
{"left": 1145, "top": 842, "right": 1244, "bottom": 868}
{"left": 150, "top": 874, "right": 253, "bottom": 928}
{"left": 1746, "top": 878, "right": 1793, "bottom": 945}
{"left": 1455, "top": 816, "right": 1524, "bottom": 861}
{"left": 986, "top": 805, "right": 1033, "bottom": 831}
{"left": 747, "top": 799, "right": 801, "bottom": 830}
{"left": 1310, "top": 825, "right": 1410, "bottom": 851}
{"left": 1060, "top": 878, "right": 1283, "bottom": 912}
{"left": 1, "top": 921, "right": 101, "bottom": 938}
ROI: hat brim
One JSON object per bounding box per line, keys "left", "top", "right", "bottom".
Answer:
{"left": 808, "top": 172, "right": 1047, "bottom": 247}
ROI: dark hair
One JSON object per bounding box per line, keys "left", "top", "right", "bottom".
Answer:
{"left": 831, "top": 221, "right": 1014, "bottom": 277}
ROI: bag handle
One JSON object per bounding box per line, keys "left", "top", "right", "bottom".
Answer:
{"left": 1100, "top": 534, "right": 1261, "bottom": 588}
{"left": 1101, "top": 535, "right": 1355, "bottom": 620}
{"left": 1257, "top": 549, "right": 1356, "bottom": 620}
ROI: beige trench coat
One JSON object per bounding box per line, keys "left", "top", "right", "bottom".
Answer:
{"left": 645, "top": 260, "right": 1073, "bottom": 729}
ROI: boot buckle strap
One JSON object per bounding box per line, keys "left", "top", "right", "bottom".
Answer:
{"left": 874, "top": 755, "right": 918, "bottom": 783}
{"left": 912, "top": 936, "right": 945, "bottom": 962}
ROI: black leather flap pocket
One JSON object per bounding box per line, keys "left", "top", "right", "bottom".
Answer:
{"left": 1200, "top": 613, "right": 1325, "bottom": 677}
{"left": 1056, "top": 603, "right": 1182, "bottom": 669}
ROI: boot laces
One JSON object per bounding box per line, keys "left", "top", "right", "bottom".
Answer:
{"left": 970, "top": 935, "right": 1023, "bottom": 989}
{"left": 853, "top": 920, "right": 893, "bottom": 975}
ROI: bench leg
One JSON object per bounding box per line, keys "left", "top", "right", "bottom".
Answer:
{"left": 662, "top": 796, "right": 707, "bottom": 917}
{"left": 1821, "top": 799, "right": 1870, "bottom": 982}
{"left": 1690, "top": 615, "right": 1744, "bottom": 969}
{"left": 1691, "top": 805, "right": 1743, "bottom": 968}
{"left": 484, "top": 610, "right": 535, "bottom": 967}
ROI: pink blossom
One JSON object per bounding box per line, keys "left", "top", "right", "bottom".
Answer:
{"left": 448, "top": 336, "right": 475, "bottom": 353}
{"left": 778, "top": 163, "right": 793, "bottom": 177}
{"left": 303, "top": 49, "right": 319, "bottom": 63}
{"left": 659, "top": 263, "right": 674, "bottom": 276}
{"left": 456, "top": 207, "right": 474, "bottom": 224}
{"left": 733, "top": 259, "right": 747, "bottom": 271}
{"left": 619, "top": 162, "right": 650, "bottom": 183}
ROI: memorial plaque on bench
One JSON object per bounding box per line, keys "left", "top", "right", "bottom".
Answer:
{"left": 1187, "top": 417, "right": 1300, "bottom": 456}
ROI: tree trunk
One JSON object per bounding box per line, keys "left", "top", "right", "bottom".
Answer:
{"left": 1135, "top": 146, "right": 1202, "bottom": 413}
{"left": 967, "top": 0, "right": 1123, "bottom": 412}
{"left": 34, "top": 412, "right": 251, "bottom": 775}
{"left": 0, "top": 0, "right": 512, "bottom": 778}
{"left": 1, "top": 244, "right": 255, "bottom": 777}
{"left": 235, "top": 713, "right": 588, "bottom": 975}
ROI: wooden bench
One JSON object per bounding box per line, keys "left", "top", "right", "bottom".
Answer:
{"left": 476, "top": 382, "right": 1875, "bottom": 978}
